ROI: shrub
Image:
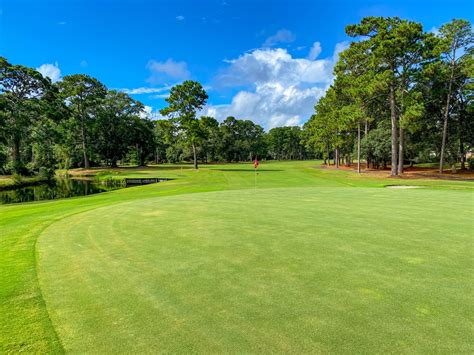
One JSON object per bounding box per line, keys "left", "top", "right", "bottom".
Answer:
{"left": 38, "top": 167, "right": 55, "bottom": 180}
{"left": 468, "top": 158, "right": 474, "bottom": 171}
{"left": 11, "top": 173, "right": 24, "bottom": 186}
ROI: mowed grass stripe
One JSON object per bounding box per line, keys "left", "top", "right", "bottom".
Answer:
{"left": 37, "top": 186, "right": 473, "bottom": 353}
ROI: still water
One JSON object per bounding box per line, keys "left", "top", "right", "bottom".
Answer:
{"left": 0, "top": 177, "right": 126, "bottom": 204}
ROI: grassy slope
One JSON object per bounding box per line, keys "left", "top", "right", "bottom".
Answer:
{"left": 0, "top": 161, "right": 472, "bottom": 353}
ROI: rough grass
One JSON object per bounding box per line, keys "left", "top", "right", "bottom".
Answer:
{"left": 0, "top": 161, "right": 473, "bottom": 353}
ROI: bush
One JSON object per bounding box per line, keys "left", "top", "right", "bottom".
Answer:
{"left": 5, "top": 160, "right": 30, "bottom": 175}
{"left": 37, "top": 167, "right": 55, "bottom": 180}
{"left": 0, "top": 147, "right": 7, "bottom": 175}
{"left": 468, "top": 158, "right": 474, "bottom": 171}
{"left": 11, "top": 173, "right": 24, "bottom": 186}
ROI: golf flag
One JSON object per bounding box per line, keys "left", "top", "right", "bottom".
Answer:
{"left": 253, "top": 158, "right": 259, "bottom": 169}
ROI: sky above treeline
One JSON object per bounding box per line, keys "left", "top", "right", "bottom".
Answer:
{"left": 1, "top": 0, "right": 473, "bottom": 129}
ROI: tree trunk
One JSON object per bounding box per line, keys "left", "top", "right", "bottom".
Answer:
{"left": 335, "top": 148, "right": 339, "bottom": 169}
{"left": 12, "top": 135, "right": 21, "bottom": 172}
{"left": 357, "top": 122, "right": 361, "bottom": 174}
{"left": 80, "top": 117, "right": 90, "bottom": 169}
{"left": 439, "top": 103, "right": 450, "bottom": 174}
{"left": 398, "top": 127, "right": 404, "bottom": 174}
{"left": 365, "top": 120, "right": 370, "bottom": 170}
{"left": 458, "top": 94, "right": 466, "bottom": 169}
{"left": 192, "top": 141, "right": 198, "bottom": 169}
{"left": 389, "top": 83, "right": 398, "bottom": 176}
{"left": 326, "top": 144, "right": 330, "bottom": 166}
{"left": 460, "top": 142, "right": 466, "bottom": 170}
{"left": 440, "top": 54, "right": 456, "bottom": 174}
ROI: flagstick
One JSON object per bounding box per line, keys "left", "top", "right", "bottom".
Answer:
{"left": 254, "top": 167, "right": 257, "bottom": 191}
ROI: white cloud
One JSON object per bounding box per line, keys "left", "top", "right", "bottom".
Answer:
{"left": 204, "top": 43, "right": 346, "bottom": 129}
{"left": 149, "top": 93, "right": 170, "bottom": 99}
{"left": 216, "top": 47, "right": 333, "bottom": 87}
{"left": 429, "top": 26, "right": 439, "bottom": 35}
{"left": 36, "top": 62, "right": 61, "bottom": 82}
{"left": 140, "top": 105, "right": 153, "bottom": 118}
{"left": 262, "top": 29, "right": 295, "bottom": 47}
{"left": 140, "top": 105, "right": 166, "bottom": 120}
{"left": 146, "top": 58, "right": 190, "bottom": 84}
{"left": 58, "top": 21, "right": 66, "bottom": 25}
{"left": 333, "top": 41, "right": 349, "bottom": 62}
{"left": 120, "top": 86, "right": 170, "bottom": 95}
{"left": 202, "top": 83, "right": 326, "bottom": 129}
{"left": 308, "top": 41, "right": 322, "bottom": 60}
{"left": 176, "top": 15, "right": 185, "bottom": 21}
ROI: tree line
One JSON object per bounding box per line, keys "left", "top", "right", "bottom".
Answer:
{"left": 305, "top": 17, "right": 473, "bottom": 174}
{"left": 1, "top": 16, "right": 472, "bottom": 176}
{"left": 0, "top": 59, "right": 157, "bottom": 176}
{"left": 0, "top": 64, "right": 309, "bottom": 174}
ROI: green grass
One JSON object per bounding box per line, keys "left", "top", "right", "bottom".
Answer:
{"left": 1, "top": 161, "right": 473, "bottom": 353}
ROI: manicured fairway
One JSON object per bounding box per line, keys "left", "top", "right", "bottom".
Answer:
{"left": 1, "top": 161, "right": 473, "bottom": 353}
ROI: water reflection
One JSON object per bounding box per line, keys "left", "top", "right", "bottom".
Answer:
{"left": 0, "top": 177, "right": 126, "bottom": 204}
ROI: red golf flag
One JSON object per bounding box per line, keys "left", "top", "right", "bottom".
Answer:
{"left": 253, "top": 158, "right": 259, "bottom": 169}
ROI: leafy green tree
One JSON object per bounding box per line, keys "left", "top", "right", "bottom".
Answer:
{"left": 361, "top": 125, "right": 392, "bottom": 169}
{"left": 217, "top": 117, "right": 266, "bottom": 162}
{"left": 129, "top": 117, "right": 155, "bottom": 166}
{"left": 266, "top": 126, "right": 306, "bottom": 160}
{"left": 434, "top": 19, "right": 473, "bottom": 172}
{"left": 160, "top": 80, "right": 208, "bottom": 169}
{"left": 219, "top": 116, "right": 239, "bottom": 162}
{"left": 154, "top": 119, "right": 176, "bottom": 163}
{"left": 58, "top": 74, "right": 107, "bottom": 168}
{"left": 346, "top": 17, "right": 427, "bottom": 175}
{"left": 305, "top": 97, "right": 336, "bottom": 165}
{"left": 198, "top": 116, "right": 220, "bottom": 162}
{"left": 335, "top": 41, "right": 372, "bottom": 172}
{"left": 0, "top": 57, "right": 51, "bottom": 173}
{"left": 96, "top": 90, "right": 144, "bottom": 167}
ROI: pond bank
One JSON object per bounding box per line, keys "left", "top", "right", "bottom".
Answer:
{"left": 0, "top": 176, "right": 50, "bottom": 191}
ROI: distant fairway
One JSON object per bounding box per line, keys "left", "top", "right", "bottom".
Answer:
{"left": 1, "top": 161, "right": 473, "bottom": 352}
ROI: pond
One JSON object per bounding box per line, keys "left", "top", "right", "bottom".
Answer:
{"left": 0, "top": 177, "right": 127, "bottom": 204}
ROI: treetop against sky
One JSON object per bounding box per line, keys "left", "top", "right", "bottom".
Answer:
{"left": 1, "top": 0, "right": 472, "bottom": 129}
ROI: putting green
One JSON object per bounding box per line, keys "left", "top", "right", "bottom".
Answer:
{"left": 38, "top": 186, "right": 472, "bottom": 353}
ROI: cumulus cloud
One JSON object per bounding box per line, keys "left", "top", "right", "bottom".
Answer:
{"left": 146, "top": 58, "right": 190, "bottom": 84}
{"left": 262, "top": 29, "right": 296, "bottom": 47}
{"left": 216, "top": 47, "right": 333, "bottom": 88}
{"left": 333, "top": 41, "right": 349, "bottom": 62}
{"left": 36, "top": 62, "right": 61, "bottom": 82}
{"left": 176, "top": 15, "right": 185, "bottom": 21}
{"left": 140, "top": 105, "right": 153, "bottom": 118}
{"left": 149, "top": 93, "right": 170, "bottom": 99}
{"left": 429, "top": 26, "right": 439, "bottom": 35}
{"left": 120, "top": 86, "right": 170, "bottom": 95}
{"left": 139, "top": 105, "right": 166, "bottom": 120}
{"left": 204, "top": 42, "right": 346, "bottom": 129}
{"left": 202, "top": 83, "right": 326, "bottom": 128}
{"left": 307, "top": 41, "right": 322, "bottom": 60}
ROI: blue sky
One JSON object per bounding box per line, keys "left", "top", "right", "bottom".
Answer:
{"left": 1, "top": 0, "right": 472, "bottom": 129}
